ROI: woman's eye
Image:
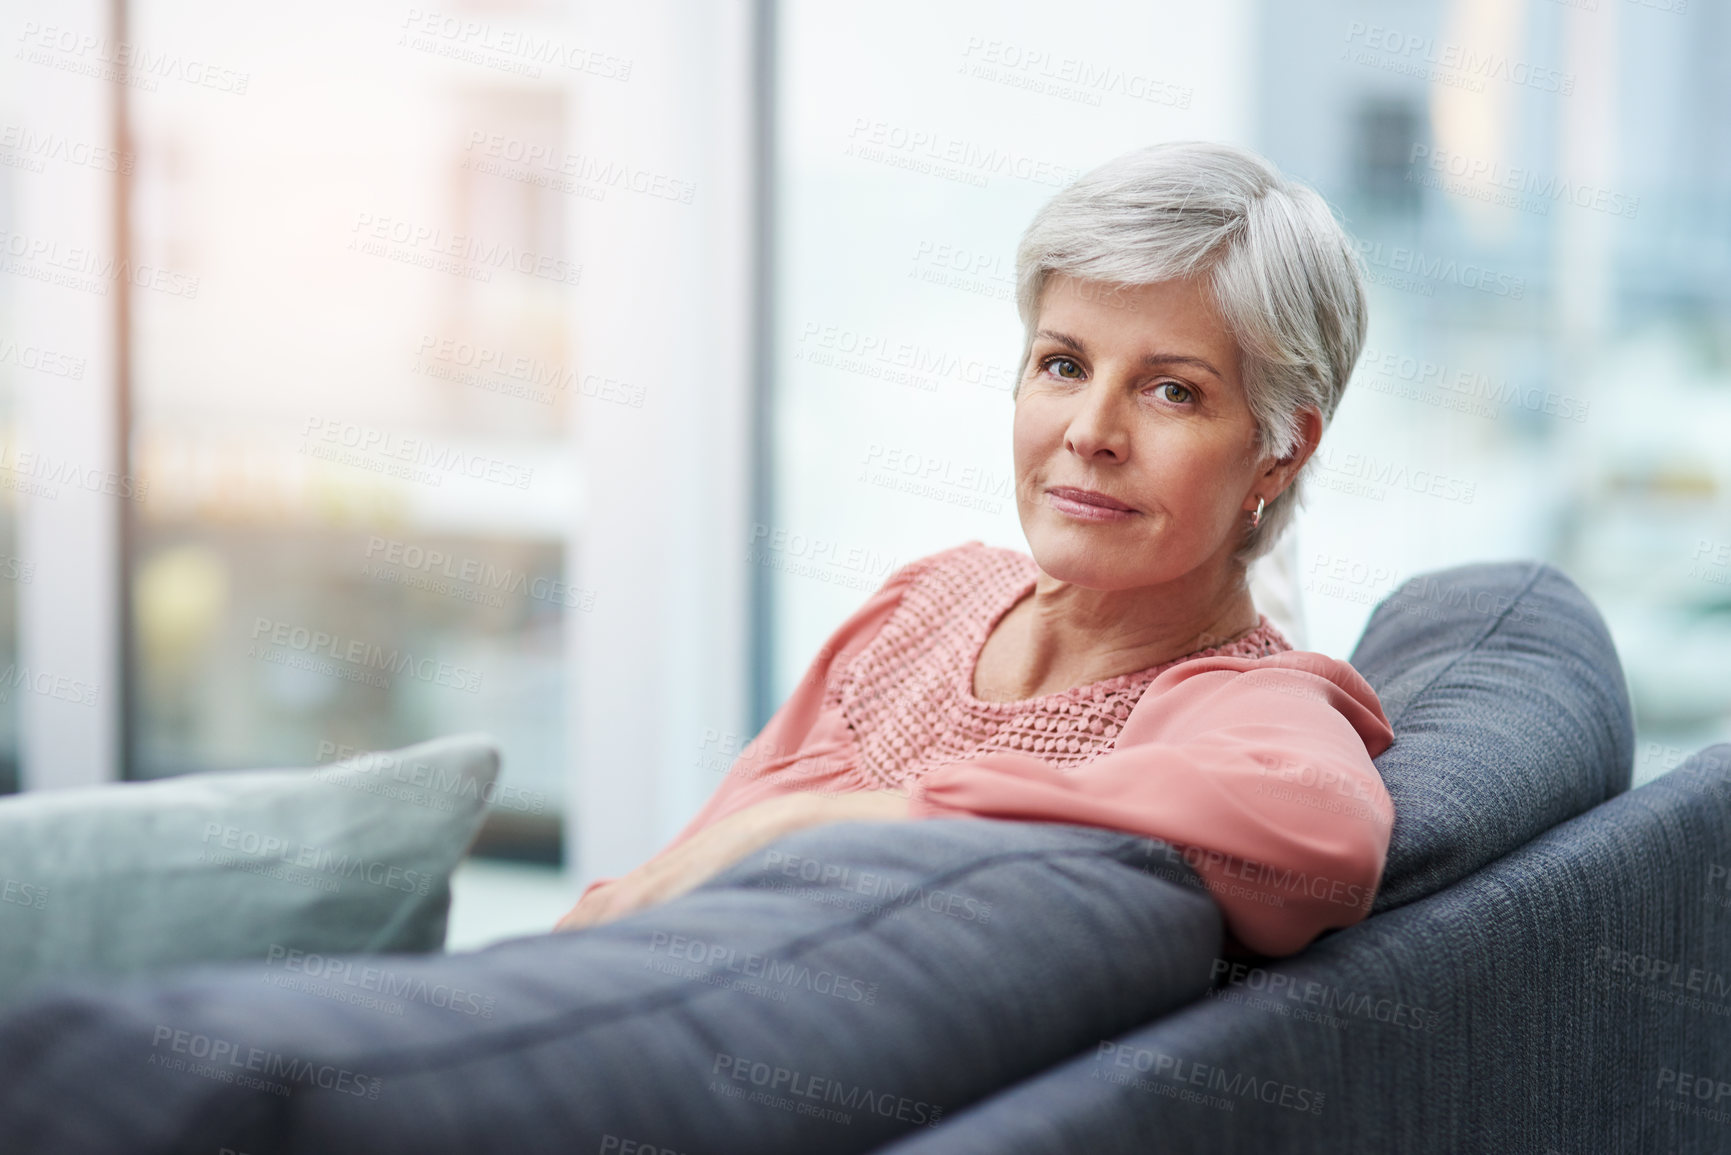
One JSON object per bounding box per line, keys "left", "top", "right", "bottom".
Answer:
{"left": 1154, "top": 381, "right": 1193, "bottom": 404}
{"left": 1047, "top": 357, "right": 1084, "bottom": 379}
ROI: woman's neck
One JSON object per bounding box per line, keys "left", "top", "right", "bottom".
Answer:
{"left": 985, "top": 564, "right": 1259, "bottom": 701}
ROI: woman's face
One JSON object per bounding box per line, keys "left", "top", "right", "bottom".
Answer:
{"left": 1014, "top": 273, "right": 1277, "bottom": 590}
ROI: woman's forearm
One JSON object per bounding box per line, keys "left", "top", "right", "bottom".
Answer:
{"left": 802, "top": 787, "right": 913, "bottom": 824}
{"left": 556, "top": 787, "right": 914, "bottom": 931}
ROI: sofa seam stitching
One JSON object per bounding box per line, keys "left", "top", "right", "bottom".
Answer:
{"left": 1382, "top": 562, "right": 1546, "bottom": 732}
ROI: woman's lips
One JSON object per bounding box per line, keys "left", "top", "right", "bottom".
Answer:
{"left": 1046, "top": 488, "right": 1136, "bottom": 522}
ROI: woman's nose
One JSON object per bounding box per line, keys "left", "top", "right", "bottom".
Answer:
{"left": 1063, "top": 377, "right": 1131, "bottom": 460}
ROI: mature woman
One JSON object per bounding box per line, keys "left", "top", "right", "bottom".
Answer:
{"left": 558, "top": 140, "right": 1394, "bottom": 959}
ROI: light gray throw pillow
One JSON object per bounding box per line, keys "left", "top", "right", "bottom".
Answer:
{"left": 0, "top": 732, "right": 500, "bottom": 1007}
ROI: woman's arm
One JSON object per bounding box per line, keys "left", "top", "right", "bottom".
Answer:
{"left": 555, "top": 788, "right": 911, "bottom": 930}
{"left": 903, "top": 651, "right": 1396, "bottom": 958}
{"left": 558, "top": 552, "right": 942, "bottom": 927}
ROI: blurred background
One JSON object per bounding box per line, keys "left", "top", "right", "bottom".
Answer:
{"left": 0, "top": 0, "right": 1726, "bottom": 941}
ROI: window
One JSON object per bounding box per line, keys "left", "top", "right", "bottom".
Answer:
{"left": 121, "top": 0, "right": 582, "bottom": 858}
{"left": 2, "top": 0, "right": 758, "bottom": 887}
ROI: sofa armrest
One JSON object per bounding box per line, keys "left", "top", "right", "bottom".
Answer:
{"left": 873, "top": 744, "right": 1731, "bottom": 1154}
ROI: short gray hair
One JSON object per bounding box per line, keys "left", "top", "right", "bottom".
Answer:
{"left": 1012, "top": 140, "right": 1367, "bottom": 564}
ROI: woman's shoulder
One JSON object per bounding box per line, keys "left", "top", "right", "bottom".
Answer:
{"left": 1136, "top": 647, "right": 1394, "bottom": 755}
{"left": 1152, "top": 644, "right": 1380, "bottom": 698}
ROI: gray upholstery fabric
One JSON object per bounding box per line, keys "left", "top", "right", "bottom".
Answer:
{"left": 0, "top": 734, "right": 500, "bottom": 1007}
{"left": 0, "top": 818, "right": 1222, "bottom": 1155}
{"left": 872, "top": 743, "right": 1731, "bottom": 1154}
{"left": 1347, "top": 561, "right": 1635, "bottom": 913}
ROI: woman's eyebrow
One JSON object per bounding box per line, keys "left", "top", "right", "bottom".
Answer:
{"left": 1034, "top": 328, "right": 1085, "bottom": 352}
{"left": 1033, "top": 330, "right": 1223, "bottom": 381}
{"left": 1141, "top": 352, "right": 1224, "bottom": 381}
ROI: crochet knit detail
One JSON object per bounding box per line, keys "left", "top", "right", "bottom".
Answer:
{"left": 832, "top": 542, "right": 1291, "bottom": 790}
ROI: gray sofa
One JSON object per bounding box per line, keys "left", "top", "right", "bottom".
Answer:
{"left": 0, "top": 561, "right": 1720, "bottom": 1154}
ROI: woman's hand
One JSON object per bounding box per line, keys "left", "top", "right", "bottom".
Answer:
{"left": 553, "top": 788, "right": 912, "bottom": 932}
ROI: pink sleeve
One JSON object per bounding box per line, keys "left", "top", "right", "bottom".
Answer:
{"left": 578, "top": 552, "right": 939, "bottom": 894}
{"left": 904, "top": 651, "right": 1397, "bottom": 958}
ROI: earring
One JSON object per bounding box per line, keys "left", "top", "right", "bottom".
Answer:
{"left": 1250, "top": 497, "right": 1264, "bottom": 529}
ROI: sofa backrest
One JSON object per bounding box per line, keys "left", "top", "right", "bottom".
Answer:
{"left": 1349, "top": 561, "right": 1633, "bottom": 913}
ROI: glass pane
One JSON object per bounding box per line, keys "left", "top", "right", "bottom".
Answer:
{"left": 126, "top": 0, "right": 592, "bottom": 853}
{"left": 0, "top": 40, "right": 61, "bottom": 794}
{"left": 0, "top": 361, "right": 23, "bottom": 796}
{"left": 1254, "top": 0, "right": 1731, "bottom": 782}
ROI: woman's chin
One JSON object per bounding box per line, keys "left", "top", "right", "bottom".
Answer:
{"left": 1026, "top": 523, "right": 1149, "bottom": 579}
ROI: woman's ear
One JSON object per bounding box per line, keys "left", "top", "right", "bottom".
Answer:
{"left": 1263, "top": 407, "right": 1324, "bottom": 499}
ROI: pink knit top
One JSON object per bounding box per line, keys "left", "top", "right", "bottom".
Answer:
{"left": 828, "top": 543, "right": 1293, "bottom": 788}
{"left": 600, "top": 541, "right": 1396, "bottom": 957}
